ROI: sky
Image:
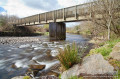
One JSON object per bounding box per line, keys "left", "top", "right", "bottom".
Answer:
{"left": 0, "top": 0, "right": 89, "bottom": 27}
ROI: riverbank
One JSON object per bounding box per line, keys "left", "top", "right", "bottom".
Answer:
{"left": 58, "top": 37, "right": 120, "bottom": 79}
{"left": 0, "top": 37, "right": 41, "bottom": 44}
{"left": 0, "top": 33, "right": 89, "bottom": 79}
{"left": 0, "top": 32, "right": 44, "bottom": 36}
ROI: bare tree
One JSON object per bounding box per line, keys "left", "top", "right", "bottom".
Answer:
{"left": 89, "top": 0, "right": 120, "bottom": 40}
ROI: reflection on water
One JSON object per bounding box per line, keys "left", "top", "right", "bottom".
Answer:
{"left": 0, "top": 33, "right": 88, "bottom": 79}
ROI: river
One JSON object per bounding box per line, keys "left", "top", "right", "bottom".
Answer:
{"left": 0, "top": 33, "right": 89, "bottom": 79}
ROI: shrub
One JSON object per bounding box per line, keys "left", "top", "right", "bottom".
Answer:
{"left": 57, "top": 42, "right": 86, "bottom": 70}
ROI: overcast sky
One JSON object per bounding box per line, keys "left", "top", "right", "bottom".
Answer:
{"left": 0, "top": 0, "right": 89, "bottom": 18}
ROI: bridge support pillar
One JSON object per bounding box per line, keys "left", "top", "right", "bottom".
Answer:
{"left": 49, "top": 22, "right": 66, "bottom": 41}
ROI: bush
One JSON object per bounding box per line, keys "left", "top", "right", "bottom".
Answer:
{"left": 57, "top": 42, "right": 86, "bottom": 70}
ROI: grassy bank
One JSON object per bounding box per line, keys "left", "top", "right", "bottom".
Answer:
{"left": 88, "top": 38, "right": 120, "bottom": 58}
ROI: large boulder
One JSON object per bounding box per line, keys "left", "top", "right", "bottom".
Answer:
{"left": 110, "top": 42, "right": 120, "bottom": 61}
{"left": 61, "top": 54, "right": 114, "bottom": 79}
{"left": 77, "top": 54, "right": 114, "bottom": 75}
{"left": 61, "top": 64, "right": 80, "bottom": 79}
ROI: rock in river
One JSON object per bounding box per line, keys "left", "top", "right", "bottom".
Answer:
{"left": 29, "top": 65, "right": 45, "bottom": 70}
{"left": 11, "top": 76, "right": 25, "bottom": 79}
{"left": 27, "top": 65, "right": 46, "bottom": 76}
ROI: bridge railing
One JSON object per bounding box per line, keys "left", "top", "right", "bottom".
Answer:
{"left": 13, "top": 0, "right": 120, "bottom": 26}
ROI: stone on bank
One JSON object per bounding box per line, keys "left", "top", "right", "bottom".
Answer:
{"left": 61, "top": 54, "right": 114, "bottom": 79}
{"left": 110, "top": 42, "right": 120, "bottom": 61}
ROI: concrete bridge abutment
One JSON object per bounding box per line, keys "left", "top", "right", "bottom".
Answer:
{"left": 49, "top": 22, "right": 66, "bottom": 41}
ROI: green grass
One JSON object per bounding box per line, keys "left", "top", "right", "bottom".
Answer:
{"left": 88, "top": 38, "right": 120, "bottom": 58}
{"left": 106, "top": 38, "right": 120, "bottom": 48}
{"left": 89, "top": 46, "right": 112, "bottom": 57}
{"left": 23, "top": 76, "right": 31, "bottom": 79}
{"left": 44, "top": 32, "right": 49, "bottom": 35}
{"left": 114, "top": 70, "right": 120, "bottom": 79}
{"left": 57, "top": 42, "right": 85, "bottom": 70}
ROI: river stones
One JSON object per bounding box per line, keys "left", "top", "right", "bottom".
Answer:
{"left": 11, "top": 76, "right": 25, "bottom": 79}
{"left": 50, "top": 50, "right": 59, "bottom": 57}
{"left": 47, "top": 71, "right": 59, "bottom": 77}
{"left": 11, "top": 63, "right": 17, "bottom": 69}
{"left": 26, "top": 65, "right": 46, "bottom": 76}
{"left": 29, "top": 65, "right": 45, "bottom": 70}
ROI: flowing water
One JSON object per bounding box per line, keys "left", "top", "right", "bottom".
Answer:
{"left": 0, "top": 33, "right": 89, "bottom": 79}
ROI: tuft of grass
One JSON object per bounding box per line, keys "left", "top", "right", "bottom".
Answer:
{"left": 109, "top": 59, "right": 120, "bottom": 70}
{"left": 57, "top": 42, "right": 85, "bottom": 70}
{"left": 114, "top": 70, "right": 120, "bottom": 79}
{"left": 59, "top": 74, "right": 61, "bottom": 79}
{"left": 23, "top": 76, "right": 31, "bottom": 79}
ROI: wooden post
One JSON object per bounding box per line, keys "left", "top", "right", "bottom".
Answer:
{"left": 24, "top": 19, "right": 25, "bottom": 26}
{"left": 38, "top": 14, "right": 40, "bottom": 23}
{"left": 45, "top": 13, "right": 47, "bottom": 23}
{"left": 53, "top": 11, "right": 55, "bottom": 22}
{"left": 29, "top": 17, "right": 30, "bottom": 24}
{"left": 75, "top": 5, "right": 78, "bottom": 19}
{"left": 63, "top": 8, "right": 65, "bottom": 20}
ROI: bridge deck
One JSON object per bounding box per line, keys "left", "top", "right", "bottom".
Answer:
{"left": 13, "top": 1, "right": 120, "bottom": 26}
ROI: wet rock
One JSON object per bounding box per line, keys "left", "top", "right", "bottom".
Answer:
{"left": 39, "top": 75, "right": 59, "bottom": 79}
{"left": 19, "top": 44, "right": 30, "bottom": 48}
{"left": 61, "top": 54, "right": 114, "bottom": 79}
{"left": 110, "top": 42, "right": 120, "bottom": 61}
{"left": 25, "top": 48, "right": 34, "bottom": 52}
{"left": 29, "top": 65, "right": 45, "bottom": 70}
{"left": 47, "top": 71, "right": 59, "bottom": 77}
{"left": 50, "top": 50, "right": 59, "bottom": 57}
{"left": 42, "top": 43, "right": 48, "bottom": 47}
{"left": 46, "top": 49, "right": 51, "bottom": 57}
{"left": 11, "top": 63, "right": 17, "bottom": 69}
{"left": 11, "top": 76, "right": 25, "bottom": 79}
{"left": 49, "top": 63, "right": 61, "bottom": 74}
{"left": 27, "top": 65, "right": 46, "bottom": 76}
